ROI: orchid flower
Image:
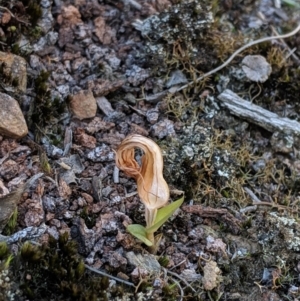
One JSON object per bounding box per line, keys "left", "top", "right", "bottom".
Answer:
{"left": 116, "top": 135, "right": 184, "bottom": 251}
{"left": 115, "top": 134, "right": 169, "bottom": 227}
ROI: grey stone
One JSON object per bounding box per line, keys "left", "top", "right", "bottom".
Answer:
{"left": 46, "top": 31, "right": 58, "bottom": 45}
{"left": 151, "top": 119, "right": 175, "bottom": 138}
{"left": 126, "top": 65, "right": 149, "bottom": 86}
{"left": 96, "top": 96, "right": 114, "bottom": 116}
{"left": 146, "top": 108, "right": 159, "bottom": 124}
{"left": 126, "top": 251, "right": 161, "bottom": 275}
{"left": 166, "top": 70, "right": 188, "bottom": 88}
{"left": 87, "top": 144, "right": 115, "bottom": 162}
{"left": 38, "top": 1, "right": 54, "bottom": 33}
{"left": 56, "top": 84, "right": 70, "bottom": 98}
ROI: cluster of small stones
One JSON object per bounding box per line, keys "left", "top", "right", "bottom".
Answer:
{"left": 0, "top": 262, "right": 17, "bottom": 301}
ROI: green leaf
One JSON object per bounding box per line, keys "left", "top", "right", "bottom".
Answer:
{"left": 282, "top": 0, "right": 300, "bottom": 8}
{"left": 146, "top": 196, "right": 184, "bottom": 234}
{"left": 127, "top": 224, "right": 153, "bottom": 246}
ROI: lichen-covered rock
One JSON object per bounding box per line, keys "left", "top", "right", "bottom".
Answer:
{"left": 151, "top": 118, "right": 175, "bottom": 138}
{"left": 126, "top": 251, "right": 161, "bottom": 275}
{"left": 262, "top": 212, "right": 300, "bottom": 252}
{"left": 87, "top": 144, "right": 115, "bottom": 162}
{"left": 135, "top": 0, "right": 214, "bottom": 43}
{"left": 24, "top": 199, "right": 45, "bottom": 227}
{"left": 162, "top": 120, "right": 237, "bottom": 198}
{"left": 0, "top": 93, "right": 28, "bottom": 139}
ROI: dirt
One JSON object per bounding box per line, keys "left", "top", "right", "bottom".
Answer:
{"left": 0, "top": 0, "right": 300, "bottom": 300}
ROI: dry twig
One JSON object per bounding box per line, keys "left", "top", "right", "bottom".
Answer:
{"left": 270, "top": 25, "right": 300, "bottom": 64}
{"left": 165, "top": 268, "right": 196, "bottom": 293}
{"left": 176, "top": 23, "right": 300, "bottom": 92}
{"left": 145, "top": 23, "right": 300, "bottom": 101}
{"left": 217, "top": 89, "right": 300, "bottom": 135}
{"left": 182, "top": 205, "right": 242, "bottom": 234}
{"left": 85, "top": 264, "right": 135, "bottom": 287}
{"left": 0, "top": 6, "right": 30, "bottom": 26}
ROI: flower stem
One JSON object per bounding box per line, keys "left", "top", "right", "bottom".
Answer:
{"left": 146, "top": 231, "right": 156, "bottom": 253}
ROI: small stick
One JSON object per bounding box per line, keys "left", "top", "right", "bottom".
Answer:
{"left": 165, "top": 268, "right": 196, "bottom": 293}
{"left": 270, "top": 25, "right": 300, "bottom": 63}
{"left": 243, "top": 187, "right": 290, "bottom": 210}
{"left": 85, "top": 264, "right": 135, "bottom": 287}
{"left": 127, "top": 0, "right": 142, "bottom": 10}
{"left": 240, "top": 205, "right": 257, "bottom": 214}
{"left": 285, "top": 47, "right": 297, "bottom": 60}
{"left": 169, "top": 259, "right": 186, "bottom": 271}
{"left": 243, "top": 187, "right": 261, "bottom": 203}
{"left": 142, "top": 22, "right": 300, "bottom": 103}
{"left": 175, "top": 23, "right": 300, "bottom": 93}
{"left": 113, "top": 166, "right": 120, "bottom": 183}
{"left": 170, "top": 278, "right": 184, "bottom": 301}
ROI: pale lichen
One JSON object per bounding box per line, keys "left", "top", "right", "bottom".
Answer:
{"left": 267, "top": 212, "right": 300, "bottom": 251}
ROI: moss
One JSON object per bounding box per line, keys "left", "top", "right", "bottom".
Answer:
{"left": 13, "top": 233, "right": 115, "bottom": 301}
{"left": 0, "top": 243, "right": 13, "bottom": 292}
{"left": 28, "top": 26, "right": 43, "bottom": 39}
{"left": 2, "top": 208, "right": 18, "bottom": 236}
{"left": 161, "top": 282, "right": 178, "bottom": 300}
{"left": 158, "top": 256, "right": 170, "bottom": 267}
{"left": 79, "top": 207, "right": 97, "bottom": 229}
{"left": 173, "top": 158, "right": 201, "bottom": 201}
{"left": 267, "top": 47, "right": 289, "bottom": 72}
{"left": 28, "top": 70, "right": 66, "bottom": 142}
{"left": 23, "top": 0, "right": 42, "bottom": 26}
{"left": 0, "top": 242, "right": 10, "bottom": 260}
{"left": 38, "top": 148, "right": 52, "bottom": 174}
{"left": 21, "top": 241, "right": 45, "bottom": 263}
{"left": 242, "top": 217, "right": 252, "bottom": 229}
{"left": 11, "top": 43, "right": 21, "bottom": 55}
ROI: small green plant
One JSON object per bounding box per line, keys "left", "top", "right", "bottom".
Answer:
{"left": 24, "top": 0, "right": 43, "bottom": 25}
{"left": 0, "top": 242, "right": 13, "bottom": 279}
{"left": 127, "top": 196, "right": 184, "bottom": 248}
{"left": 2, "top": 208, "right": 18, "bottom": 235}
{"left": 27, "top": 70, "right": 66, "bottom": 144}
{"left": 115, "top": 134, "right": 184, "bottom": 252}
{"left": 282, "top": 0, "right": 300, "bottom": 8}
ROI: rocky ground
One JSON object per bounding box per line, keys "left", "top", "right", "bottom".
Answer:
{"left": 1, "top": 0, "right": 300, "bottom": 300}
